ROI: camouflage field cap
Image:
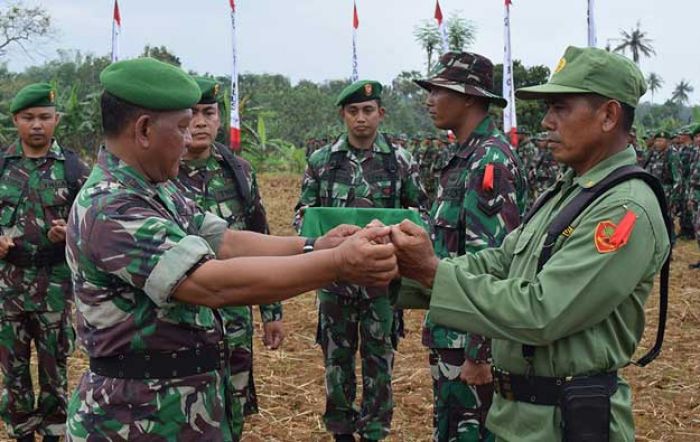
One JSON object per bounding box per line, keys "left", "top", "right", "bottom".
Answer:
{"left": 10, "top": 83, "right": 57, "bottom": 114}
{"left": 336, "top": 80, "right": 383, "bottom": 106}
{"left": 194, "top": 76, "right": 221, "bottom": 105}
{"left": 100, "top": 57, "right": 201, "bottom": 110}
{"left": 516, "top": 46, "right": 646, "bottom": 108}
{"left": 414, "top": 51, "right": 507, "bottom": 108}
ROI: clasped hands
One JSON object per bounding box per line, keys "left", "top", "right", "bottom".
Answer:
{"left": 317, "top": 219, "right": 438, "bottom": 289}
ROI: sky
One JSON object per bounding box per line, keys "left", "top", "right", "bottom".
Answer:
{"left": 5, "top": 0, "right": 699, "bottom": 104}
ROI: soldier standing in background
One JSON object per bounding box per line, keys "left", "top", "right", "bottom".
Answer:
{"left": 676, "top": 126, "right": 696, "bottom": 239}
{"left": 0, "top": 83, "right": 90, "bottom": 442}
{"left": 173, "top": 77, "right": 284, "bottom": 440}
{"left": 644, "top": 130, "right": 681, "bottom": 246}
{"left": 294, "top": 80, "right": 428, "bottom": 442}
{"left": 414, "top": 51, "right": 526, "bottom": 442}
{"left": 688, "top": 124, "right": 700, "bottom": 269}
{"left": 531, "top": 132, "right": 560, "bottom": 199}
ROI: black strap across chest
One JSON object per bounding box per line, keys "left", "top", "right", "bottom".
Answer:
{"left": 521, "top": 165, "right": 671, "bottom": 369}
{"left": 325, "top": 134, "right": 398, "bottom": 208}
{"left": 213, "top": 142, "right": 252, "bottom": 207}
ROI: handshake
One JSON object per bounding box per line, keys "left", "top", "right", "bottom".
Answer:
{"left": 317, "top": 219, "right": 439, "bottom": 289}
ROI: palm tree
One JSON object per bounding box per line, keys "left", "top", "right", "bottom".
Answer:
{"left": 671, "top": 80, "right": 694, "bottom": 106}
{"left": 646, "top": 73, "right": 663, "bottom": 103}
{"left": 414, "top": 21, "right": 441, "bottom": 76}
{"left": 613, "top": 21, "right": 655, "bottom": 64}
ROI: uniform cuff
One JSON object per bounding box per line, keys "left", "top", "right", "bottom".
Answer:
{"left": 144, "top": 235, "right": 214, "bottom": 307}
{"left": 199, "top": 212, "right": 228, "bottom": 254}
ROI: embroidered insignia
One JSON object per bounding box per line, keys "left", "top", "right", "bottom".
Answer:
{"left": 364, "top": 83, "right": 373, "bottom": 96}
{"left": 554, "top": 57, "right": 567, "bottom": 74}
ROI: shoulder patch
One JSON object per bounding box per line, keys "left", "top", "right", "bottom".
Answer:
{"left": 594, "top": 210, "right": 637, "bottom": 253}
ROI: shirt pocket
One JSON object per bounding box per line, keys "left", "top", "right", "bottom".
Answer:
{"left": 319, "top": 168, "right": 354, "bottom": 206}
{"left": 369, "top": 178, "right": 400, "bottom": 208}
{"left": 39, "top": 180, "right": 72, "bottom": 222}
{"left": 212, "top": 187, "right": 247, "bottom": 229}
{"left": 0, "top": 193, "right": 20, "bottom": 227}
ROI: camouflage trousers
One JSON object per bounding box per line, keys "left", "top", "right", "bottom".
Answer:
{"left": 317, "top": 291, "right": 395, "bottom": 440}
{"left": 0, "top": 309, "right": 74, "bottom": 438}
{"left": 429, "top": 349, "right": 494, "bottom": 442}
{"left": 66, "top": 369, "right": 233, "bottom": 441}
{"left": 679, "top": 198, "right": 695, "bottom": 237}
{"left": 225, "top": 335, "right": 257, "bottom": 442}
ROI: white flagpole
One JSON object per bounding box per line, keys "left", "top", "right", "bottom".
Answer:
{"left": 111, "top": 0, "right": 121, "bottom": 62}
{"left": 587, "top": 0, "right": 597, "bottom": 47}
{"left": 435, "top": 1, "right": 449, "bottom": 54}
{"left": 229, "top": 0, "right": 241, "bottom": 151}
{"left": 503, "top": 0, "right": 517, "bottom": 146}
{"left": 351, "top": 2, "right": 359, "bottom": 81}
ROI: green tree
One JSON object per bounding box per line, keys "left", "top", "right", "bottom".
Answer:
{"left": 0, "top": 1, "right": 52, "bottom": 57}
{"left": 493, "top": 60, "right": 551, "bottom": 132}
{"left": 613, "top": 21, "right": 655, "bottom": 64}
{"left": 646, "top": 72, "right": 663, "bottom": 104}
{"left": 446, "top": 13, "right": 476, "bottom": 53}
{"left": 141, "top": 45, "right": 181, "bottom": 67}
{"left": 413, "top": 20, "right": 441, "bottom": 76}
{"left": 671, "top": 80, "right": 694, "bottom": 106}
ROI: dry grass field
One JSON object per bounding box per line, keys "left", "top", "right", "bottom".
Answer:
{"left": 1, "top": 173, "right": 699, "bottom": 441}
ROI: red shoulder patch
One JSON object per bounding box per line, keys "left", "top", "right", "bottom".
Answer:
{"left": 482, "top": 164, "right": 494, "bottom": 192}
{"left": 594, "top": 210, "right": 638, "bottom": 253}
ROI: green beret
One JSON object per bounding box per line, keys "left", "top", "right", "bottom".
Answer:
{"left": 10, "top": 83, "right": 57, "bottom": 114}
{"left": 516, "top": 46, "right": 646, "bottom": 108}
{"left": 100, "top": 58, "right": 201, "bottom": 110}
{"left": 654, "top": 130, "right": 671, "bottom": 139}
{"left": 194, "top": 76, "right": 221, "bottom": 105}
{"left": 676, "top": 125, "right": 692, "bottom": 136}
{"left": 336, "top": 80, "right": 382, "bottom": 106}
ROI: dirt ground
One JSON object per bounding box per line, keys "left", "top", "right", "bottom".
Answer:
{"left": 1, "top": 173, "right": 699, "bottom": 441}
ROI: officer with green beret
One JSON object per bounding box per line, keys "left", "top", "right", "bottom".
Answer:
{"left": 643, "top": 130, "right": 681, "bottom": 245}
{"left": 391, "top": 46, "right": 670, "bottom": 441}
{"left": 688, "top": 123, "right": 700, "bottom": 268}
{"left": 0, "top": 83, "right": 90, "bottom": 442}
{"left": 293, "top": 79, "right": 429, "bottom": 442}
{"left": 675, "top": 126, "right": 696, "bottom": 239}
{"left": 64, "top": 58, "right": 399, "bottom": 441}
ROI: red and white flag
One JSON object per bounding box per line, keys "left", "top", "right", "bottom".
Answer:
{"left": 435, "top": 0, "right": 449, "bottom": 54}
{"left": 351, "top": 1, "right": 359, "bottom": 81}
{"left": 502, "top": 0, "right": 518, "bottom": 146}
{"left": 229, "top": 0, "right": 241, "bottom": 151}
{"left": 111, "top": 0, "right": 121, "bottom": 62}
{"left": 587, "top": 0, "right": 597, "bottom": 47}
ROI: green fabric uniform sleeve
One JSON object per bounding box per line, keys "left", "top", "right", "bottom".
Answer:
{"left": 429, "top": 199, "right": 664, "bottom": 346}
{"left": 259, "top": 302, "right": 283, "bottom": 323}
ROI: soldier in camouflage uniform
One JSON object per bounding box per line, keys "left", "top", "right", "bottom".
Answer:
{"left": 173, "top": 77, "right": 284, "bottom": 440}
{"left": 516, "top": 129, "right": 537, "bottom": 208}
{"left": 643, "top": 130, "right": 681, "bottom": 246}
{"left": 0, "top": 83, "right": 90, "bottom": 442}
{"left": 414, "top": 52, "right": 526, "bottom": 442}
{"left": 531, "top": 133, "right": 560, "bottom": 200}
{"left": 294, "top": 80, "right": 429, "bottom": 442}
{"left": 676, "top": 127, "right": 696, "bottom": 239}
{"left": 689, "top": 124, "right": 700, "bottom": 269}
{"left": 420, "top": 135, "right": 442, "bottom": 205}
{"left": 64, "top": 58, "right": 398, "bottom": 442}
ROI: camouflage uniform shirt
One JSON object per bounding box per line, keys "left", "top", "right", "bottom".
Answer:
{"left": 423, "top": 116, "right": 526, "bottom": 360}
{"left": 65, "top": 147, "right": 232, "bottom": 441}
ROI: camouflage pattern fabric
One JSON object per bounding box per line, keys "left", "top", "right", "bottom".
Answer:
{"left": 65, "top": 147, "right": 233, "bottom": 441}
{"left": 423, "top": 116, "right": 525, "bottom": 442}
{"left": 294, "top": 133, "right": 428, "bottom": 439}
{"left": 530, "top": 147, "right": 560, "bottom": 200}
{"left": 429, "top": 349, "right": 494, "bottom": 442}
{"left": 689, "top": 147, "right": 700, "bottom": 248}
{"left": 678, "top": 144, "right": 697, "bottom": 238}
{"left": 644, "top": 146, "right": 681, "bottom": 244}
{"left": 516, "top": 140, "right": 537, "bottom": 208}
{"left": 419, "top": 140, "right": 441, "bottom": 205}
{"left": 175, "top": 141, "right": 282, "bottom": 439}
{"left": 0, "top": 140, "right": 88, "bottom": 437}
{"left": 317, "top": 292, "right": 394, "bottom": 440}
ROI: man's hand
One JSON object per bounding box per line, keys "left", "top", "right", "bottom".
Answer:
{"left": 332, "top": 226, "right": 398, "bottom": 287}
{"left": 315, "top": 224, "right": 362, "bottom": 250}
{"left": 47, "top": 219, "right": 67, "bottom": 244}
{"left": 262, "top": 320, "right": 285, "bottom": 350}
{"left": 390, "top": 220, "right": 439, "bottom": 288}
{"left": 0, "top": 236, "right": 14, "bottom": 259}
{"left": 459, "top": 360, "right": 493, "bottom": 385}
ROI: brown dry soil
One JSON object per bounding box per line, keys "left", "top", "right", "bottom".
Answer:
{"left": 2, "top": 173, "right": 699, "bottom": 441}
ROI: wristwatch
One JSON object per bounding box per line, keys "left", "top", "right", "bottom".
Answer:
{"left": 303, "top": 237, "right": 317, "bottom": 253}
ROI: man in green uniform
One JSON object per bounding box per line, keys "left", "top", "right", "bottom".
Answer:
{"left": 643, "top": 130, "right": 681, "bottom": 245}
{"left": 294, "top": 80, "right": 429, "bottom": 442}
{"left": 391, "top": 46, "right": 670, "bottom": 441}
{"left": 0, "top": 83, "right": 90, "bottom": 442}
{"left": 64, "top": 58, "right": 398, "bottom": 442}
{"left": 173, "top": 77, "right": 284, "bottom": 440}
{"left": 413, "top": 51, "right": 526, "bottom": 442}
{"left": 689, "top": 124, "right": 700, "bottom": 269}
{"left": 531, "top": 132, "right": 560, "bottom": 200}
{"left": 676, "top": 126, "right": 696, "bottom": 239}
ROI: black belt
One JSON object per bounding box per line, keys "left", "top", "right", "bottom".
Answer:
{"left": 493, "top": 367, "right": 618, "bottom": 406}
{"left": 90, "top": 342, "right": 228, "bottom": 379}
{"left": 4, "top": 245, "right": 66, "bottom": 268}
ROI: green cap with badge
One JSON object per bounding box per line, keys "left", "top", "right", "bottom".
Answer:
{"left": 336, "top": 80, "right": 382, "bottom": 106}
{"left": 100, "top": 57, "right": 201, "bottom": 110}
{"left": 516, "top": 46, "right": 647, "bottom": 108}
{"left": 653, "top": 130, "right": 671, "bottom": 139}
{"left": 194, "top": 76, "right": 221, "bottom": 105}
{"left": 10, "top": 83, "right": 57, "bottom": 114}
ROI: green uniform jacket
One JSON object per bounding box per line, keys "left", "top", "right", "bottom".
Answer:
{"left": 398, "top": 147, "right": 670, "bottom": 441}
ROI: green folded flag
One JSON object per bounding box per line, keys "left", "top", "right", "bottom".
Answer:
{"left": 300, "top": 207, "right": 427, "bottom": 238}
